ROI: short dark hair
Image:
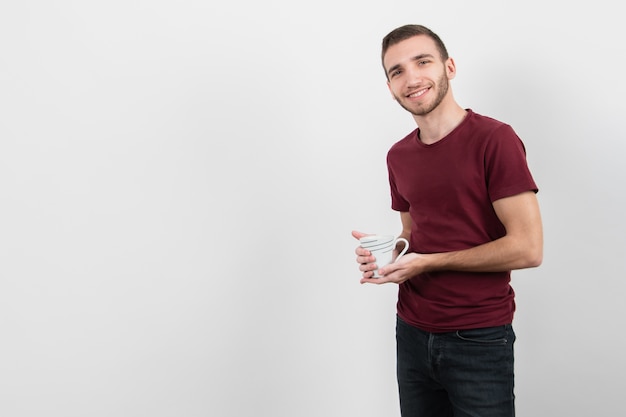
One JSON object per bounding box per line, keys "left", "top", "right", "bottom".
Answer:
{"left": 381, "top": 25, "right": 449, "bottom": 77}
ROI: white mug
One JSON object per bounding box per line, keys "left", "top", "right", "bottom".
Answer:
{"left": 360, "top": 235, "right": 409, "bottom": 278}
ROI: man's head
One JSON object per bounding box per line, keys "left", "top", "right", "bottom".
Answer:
{"left": 381, "top": 25, "right": 456, "bottom": 118}
{"left": 381, "top": 25, "right": 449, "bottom": 80}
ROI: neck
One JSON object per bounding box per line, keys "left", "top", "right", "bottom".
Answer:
{"left": 413, "top": 101, "right": 467, "bottom": 145}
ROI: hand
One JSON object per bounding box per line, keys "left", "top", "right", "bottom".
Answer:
{"left": 362, "top": 252, "right": 421, "bottom": 285}
{"left": 351, "top": 230, "right": 378, "bottom": 280}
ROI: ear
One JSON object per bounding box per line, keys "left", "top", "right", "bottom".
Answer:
{"left": 446, "top": 57, "right": 457, "bottom": 80}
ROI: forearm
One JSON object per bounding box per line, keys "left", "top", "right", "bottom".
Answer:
{"left": 422, "top": 234, "right": 543, "bottom": 273}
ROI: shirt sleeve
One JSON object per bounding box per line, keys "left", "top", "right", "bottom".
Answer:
{"left": 484, "top": 124, "right": 538, "bottom": 202}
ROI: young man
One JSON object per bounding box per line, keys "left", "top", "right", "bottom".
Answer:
{"left": 352, "top": 25, "right": 543, "bottom": 416}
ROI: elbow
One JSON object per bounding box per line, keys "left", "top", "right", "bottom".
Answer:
{"left": 527, "top": 252, "right": 543, "bottom": 268}
{"left": 515, "top": 228, "right": 543, "bottom": 269}
{"left": 523, "top": 243, "right": 543, "bottom": 268}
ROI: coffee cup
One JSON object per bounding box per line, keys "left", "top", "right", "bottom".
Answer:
{"left": 359, "top": 235, "right": 409, "bottom": 278}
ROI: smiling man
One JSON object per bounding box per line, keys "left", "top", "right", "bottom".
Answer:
{"left": 352, "top": 25, "right": 543, "bottom": 416}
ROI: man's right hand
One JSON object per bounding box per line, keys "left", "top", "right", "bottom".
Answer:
{"left": 351, "top": 230, "right": 378, "bottom": 280}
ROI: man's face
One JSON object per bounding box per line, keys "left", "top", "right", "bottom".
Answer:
{"left": 383, "top": 35, "right": 454, "bottom": 116}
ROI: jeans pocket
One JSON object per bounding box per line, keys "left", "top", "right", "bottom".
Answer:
{"left": 454, "top": 325, "right": 511, "bottom": 345}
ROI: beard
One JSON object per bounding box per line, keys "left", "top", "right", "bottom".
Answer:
{"left": 394, "top": 71, "right": 449, "bottom": 116}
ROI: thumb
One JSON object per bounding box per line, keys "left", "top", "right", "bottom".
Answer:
{"left": 351, "top": 230, "right": 371, "bottom": 240}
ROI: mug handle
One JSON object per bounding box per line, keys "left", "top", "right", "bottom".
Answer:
{"left": 393, "top": 238, "right": 409, "bottom": 261}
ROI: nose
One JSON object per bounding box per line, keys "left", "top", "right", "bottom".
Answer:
{"left": 405, "top": 67, "right": 423, "bottom": 87}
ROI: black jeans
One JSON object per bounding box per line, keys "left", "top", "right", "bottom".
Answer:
{"left": 396, "top": 316, "right": 516, "bottom": 417}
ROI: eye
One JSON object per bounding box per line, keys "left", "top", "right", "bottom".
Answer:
{"left": 391, "top": 69, "right": 402, "bottom": 78}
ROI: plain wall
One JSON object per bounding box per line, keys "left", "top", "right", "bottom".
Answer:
{"left": 1, "top": 1, "right": 625, "bottom": 416}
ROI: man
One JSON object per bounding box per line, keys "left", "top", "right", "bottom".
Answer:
{"left": 353, "top": 24, "right": 543, "bottom": 417}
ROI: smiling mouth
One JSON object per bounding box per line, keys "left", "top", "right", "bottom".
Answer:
{"left": 407, "top": 88, "right": 429, "bottom": 98}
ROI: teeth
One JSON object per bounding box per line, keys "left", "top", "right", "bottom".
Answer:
{"left": 408, "top": 89, "right": 427, "bottom": 98}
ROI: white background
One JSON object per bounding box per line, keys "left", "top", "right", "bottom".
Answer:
{"left": 1, "top": 1, "right": 625, "bottom": 416}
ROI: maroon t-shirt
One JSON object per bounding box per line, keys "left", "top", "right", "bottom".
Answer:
{"left": 387, "top": 109, "right": 538, "bottom": 332}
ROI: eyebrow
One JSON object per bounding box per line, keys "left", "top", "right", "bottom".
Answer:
{"left": 386, "top": 53, "right": 435, "bottom": 77}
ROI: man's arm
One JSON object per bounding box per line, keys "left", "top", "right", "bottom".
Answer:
{"left": 427, "top": 190, "right": 543, "bottom": 272}
{"left": 372, "top": 191, "right": 543, "bottom": 284}
{"left": 398, "top": 211, "right": 412, "bottom": 242}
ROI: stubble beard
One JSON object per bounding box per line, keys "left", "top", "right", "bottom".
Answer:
{"left": 395, "top": 72, "right": 449, "bottom": 117}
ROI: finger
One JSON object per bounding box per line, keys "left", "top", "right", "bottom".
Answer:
{"left": 351, "top": 230, "right": 371, "bottom": 240}
{"left": 360, "top": 275, "right": 386, "bottom": 284}
{"left": 356, "top": 254, "right": 376, "bottom": 265}
{"left": 359, "top": 262, "right": 378, "bottom": 273}
{"left": 355, "top": 247, "right": 371, "bottom": 256}
{"left": 377, "top": 261, "right": 399, "bottom": 277}
{"left": 360, "top": 270, "right": 376, "bottom": 282}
